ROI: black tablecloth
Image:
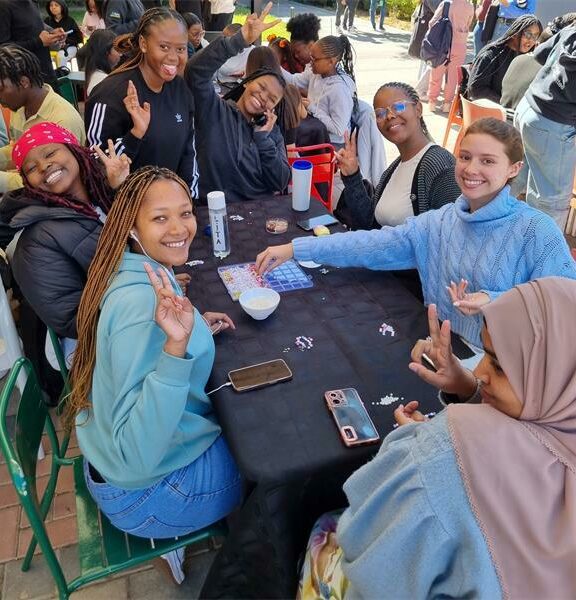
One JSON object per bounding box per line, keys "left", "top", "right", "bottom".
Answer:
{"left": 184, "top": 196, "right": 470, "bottom": 598}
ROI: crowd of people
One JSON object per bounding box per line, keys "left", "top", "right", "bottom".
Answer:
{"left": 0, "top": 0, "right": 576, "bottom": 596}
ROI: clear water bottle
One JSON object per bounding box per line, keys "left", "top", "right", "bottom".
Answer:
{"left": 207, "top": 191, "right": 230, "bottom": 259}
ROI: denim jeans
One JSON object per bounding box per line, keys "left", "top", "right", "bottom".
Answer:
{"left": 370, "top": 0, "right": 385, "bottom": 28}
{"left": 85, "top": 435, "right": 242, "bottom": 538}
{"left": 335, "top": 0, "right": 357, "bottom": 28}
{"left": 491, "top": 19, "right": 512, "bottom": 43}
{"left": 514, "top": 97, "right": 576, "bottom": 230}
{"left": 473, "top": 21, "right": 485, "bottom": 57}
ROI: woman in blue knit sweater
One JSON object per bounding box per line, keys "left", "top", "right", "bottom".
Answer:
{"left": 256, "top": 118, "right": 576, "bottom": 348}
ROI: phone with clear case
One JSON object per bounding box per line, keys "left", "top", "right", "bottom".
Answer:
{"left": 324, "top": 388, "right": 380, "bottom": 447}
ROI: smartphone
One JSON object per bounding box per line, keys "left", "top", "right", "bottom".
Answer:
{"left": 296, "top": 214, "right": 340, "bottom": 231}
{"left": 252, "top": 113, "right": 267, "bottom": 127}
{"left": 228, "top": 359, "right": 292, "bottom": 392}
{"left": 324, "top": 388, "right": 380, "bottom": 447}
{"left": 421, "top": 353, "right": 437, "bottom": 373}
{"left": 64, "top": 29, "right": 74, "bottom": 35}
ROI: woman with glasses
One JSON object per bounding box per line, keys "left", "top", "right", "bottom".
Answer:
{"left": 467, "top": 14, "right": 542, "bottom": 104}
{"left": 182, "top": 11, "right": 208, "bottom": 57}
{"left": 334, "top": 81, "right": 460, "bottom": 230}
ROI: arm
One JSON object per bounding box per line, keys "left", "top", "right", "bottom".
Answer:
{"left": 467, "top": 51, "right": 501, "bottom": 103}
{"left": 105, "top": 0, "right": 142, "bottom": 34}
{"left": 424, "top": 153, "right": 461, "bottom": 210}
{"left": 281, "top": 65, "right": 312, "bottom": 93}
{"left": 177, "top": 100, "right": 200, "bottom": 198}
{"left": 253, "top": 128, "right": 290, "bottom": 192}
{"left": 308, "top": 84, "right": 354, "bottom": 140}
{"left": 339, "top": 169, "right": 379, "bottom": 230}
{"left": 0, "top": 170, "right": 23, "bottom": 194}
{"left": 0, "top": 143, "right": 13, "bottom": 171}
{"left": 428, "top": 1, "right": 445, "bottom": 28}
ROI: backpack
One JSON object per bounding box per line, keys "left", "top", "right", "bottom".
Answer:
{"left": 420, "top": 1, "right": 453, "bottom": 68}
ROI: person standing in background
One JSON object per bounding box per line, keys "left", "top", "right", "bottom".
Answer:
{"left": 370, "top": 0, "right": 385, "bottom": 30}
{"left": 208, "top": 0, "right": 235, "bottom": 31}
{"left": 80, "top": 0, "right": 106, "bottom": 38}
{"left": 102, "top": 0, "right": 145, "bottom": 34}
{"left": 0, "top": 0, "right": 64, "bottom": 90}
{"left": 428, "top": 0, "right": 474, "bottom": 113}
{"left": 473, "top": 0, "right": 492, "bottom": 56}
{"left": 491, "top": 0, "right": 537, "bottom": 43}
{"left": 336, "top": 0, "right": 360, "bottom": 33}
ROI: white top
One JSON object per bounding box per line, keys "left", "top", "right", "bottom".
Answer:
{"left": 87, "top": 70, "right": 108, "bottom": 96}
{"left": 210, "top": 0, "right": 235, "bottom": 14}
{"left": 374, "top": 143, "right": 433, "bottom": 227}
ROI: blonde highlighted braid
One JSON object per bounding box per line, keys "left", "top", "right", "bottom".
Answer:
{"left": 65, "top": 166, "right": 192, "bottom": 431}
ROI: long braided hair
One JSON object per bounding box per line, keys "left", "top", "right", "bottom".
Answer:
{"left": 20, "top": 145, "right": 113, "bottom": 219}
{"left": 316, "top": 35, "right": 356, "bottom": 81}
{"left": 112, "top": 7, "right": 187, "bottom": 74}
{"left": 375, "top": 81, "right": 433, "bottom": 141}
{"left": 0, "top": 45, "right": 44, "bottom": 88}
{"left": 65, "top": 166, "right": 192, "bottom": 430}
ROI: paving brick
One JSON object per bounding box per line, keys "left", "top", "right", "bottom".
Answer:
{"left": 36, "top": 453, "right": 53, "bottom": 478}
{"left": 55, "top": 468, "right": 75, "bottom": 494}
{"left": 20, "top": 503, "right": 53, "bottom": 529}
{"left": 46, "top": 515, "right": 78, "bottom": 548}
{"left": 53, "top": 492, "right": 76, "bottom": 520}
{"left": 2, "top": 556, "right": 56, "bottom": 599}
{"left": 0, "top": 462, "right": 10, "bottom": 485}
{"left": 0, "top": 482, "right": 19, "bottom": 508}
{"left": 17, "top": 527, "right": 42, "bottom": 559}
{"left": 0, "top": 506, "right": 20, "bottom": 563}
{"left": 59, "top": 544, "right": 80, "bottom": 582}
{"left": 71, "top": 576, "right": 128, "bottom": 599}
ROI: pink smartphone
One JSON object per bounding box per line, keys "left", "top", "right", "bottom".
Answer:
{"left": 324, "top": 388, "right": 380, "bottom": 447}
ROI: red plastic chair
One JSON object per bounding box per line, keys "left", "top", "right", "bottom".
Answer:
{"left": 288, "top": 143, "right": 336, "bottom": 212}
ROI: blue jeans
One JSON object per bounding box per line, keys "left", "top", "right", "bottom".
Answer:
{"left": 514, "top": 97, "right": 576, "bottom": 230}
{"left": 370, "top": 0, "right": 385, "bottom": 28}
{"left": 85, "top": 435, "right": 242, "bottom": 538}
{"left": 491, "top": 19, "right": 512, "bottom": 43}
{"left": 473, "top": 21, "right": 485, "bottom": 56}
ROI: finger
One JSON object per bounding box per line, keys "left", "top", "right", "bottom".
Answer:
{"left": 107, "top": 138, "right": 116, "bottom": 158}
{"left": 90, "top": 143, "right": 107, "bottom": 162}
{"left": 452, "top": 300, "right": 480, "bottom": 314}
{"left": 408, "top": 361, "right": 444, "bottom": 386}
{"left": 143, "top": 101, "right": 151, "bottom": 113}
{"left": 259, "top": 1, "right": 273, "bottom": 19}
{"left": 143, "top": 262, "right": 163, "bottom": 291}
{"left": 427, "top": 303, "right": 441, "bottom": 343}
{"left": 394, "top": 406, "right": 412, "bottom": 427}
{"left": 412, "top": 410, "right": 427, "bottom": 422}
{"left": 255, "top": 249, "right": 267, "bottom": 273}
{"left": 261, "top": 18, "right": 282, "bottom": 30}
{"left": 158, "top": 267, "right": 175, "bottom": 292}
{"left": 403, "top": 400, "right": 420, "bottom": 413}
{"left": 446, "top": 285, "right": 458, "bottom": 304}
{"left": 350, "top": 129, "right": 358, "bottom": 152}
{"left": 343, "top": 130, "right": 350, "bottom": 148}
{"left": 410, "top": 339, "right": 430, "bottom": 363}
{"left": 437, "top": 319, "right": 453, "bottom": 364}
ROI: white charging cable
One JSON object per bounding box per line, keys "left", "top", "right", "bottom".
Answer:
{"left": 207, "top": 381, "right": 232, "bottom": 395}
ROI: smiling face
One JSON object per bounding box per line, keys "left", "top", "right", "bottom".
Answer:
{"left": 373, "top": 87, "right": 422, "bottom": 146}
{"left": 240, "top": 74, "right": 283, "bottom": 116}
{"left": 132, "top": 179, "right": 197, "bottom": 269}
{"left": 309, "top": 42, "right": 337, "bottom": 76}
{"left": 474, "top": 326, "right": 523, "bottom": 419}
{"left": 139, "top": 19, "right": 188, "bottom": 85}
{"left": 456, "top": 133, "right": 522, "bottom": 210}
{"left": 21, "top": 143, "right": 86, "bottom": 199}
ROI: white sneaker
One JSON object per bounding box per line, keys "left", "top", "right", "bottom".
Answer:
{"left": 348, "top": 25, "right": 358, "bottom": 32}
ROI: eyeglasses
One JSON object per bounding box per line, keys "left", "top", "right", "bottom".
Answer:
{"left": 521, "top": 30, "right": 539, "bottom": 41}
{"left": 374, "top": 100, "right": 416, "bottom": 120}
{"left": 309, "top": 55, "right": 330, "bottom": 63}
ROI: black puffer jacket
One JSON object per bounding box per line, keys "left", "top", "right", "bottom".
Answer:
{"left": 0, "top": 190, "right": 102, "bottom": 338}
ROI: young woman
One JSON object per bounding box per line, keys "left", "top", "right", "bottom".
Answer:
{"left": 467, "top": 14, "right": 542, "bottom": 104}
{"left": 80, "top": 0, "right": 106, "bottom": 38}
{"left": 77, "top": 29, "right": 121, "bottom": 95}
{"left": 427, "top": 0, "right": 474, "bottom": 113}
{"left": 298, "top": 277, "right": 576, "bottom": 599}
{"left": 85, "top": 7, "right": 199, "bottom": 197}
{"left": 282, "top": 35, "right": 357, "bottom": 148}
{"left": 336, "top": 81, "right": 460, "bottom": 230}
{"left": 184, "top": 2, "right": 294, "bottom": 202}
{"left": 256, "top": 118, "right": 576, "bottom": 348}
{"left": 182, "top": 11, "right": 208, "bottom": 57}
{"left": 67, "top": 165, "right": 241, "bottom": 545}
{"left": 286, "top": 13, "right": 321, "bottom": 73}
{"left": 44, "top": 0, "right": 83, "bottom": 69}
{"left": 0, "top": 122, "right": 128, "bottom": 340}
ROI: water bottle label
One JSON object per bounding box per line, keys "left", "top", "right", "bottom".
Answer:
{"left": 210, "top": 213, "right": 227, "bottom": 252}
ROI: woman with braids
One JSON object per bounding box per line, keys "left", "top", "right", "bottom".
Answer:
{"left": 184, "top": 2, "right": 295, "bottom": 202}
{"left": 0, "top": 122, "right": 129, "bottom": 343}
{"left": 256, "top": 118, "right": 576, "bottom": 349}
{"left": 467, "top": 14, "right": 542, "bottom": 104}
{"left": 286, "top": 13, "right": 321, "bottom": 73}
{"left": 85, "top": 7, "right": 199, "bottom": 197}
{"left": 335, "top": 81, "right": 459, "bottom": 230}
{"left": 282, "top": 35, "right": 357, "bottom": 149}
{"left": 67, "top": 165, "right": 241, "bottom": 581}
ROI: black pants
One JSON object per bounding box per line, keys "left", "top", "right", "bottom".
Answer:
{"left": 209, "top": 11, "right": 233, "bottom": 31}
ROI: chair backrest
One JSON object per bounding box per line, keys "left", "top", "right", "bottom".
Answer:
{"left": 0, "top": 358, "right": 67, "bottom": 587}
{"left": 57, "top": 76, "right": 78, "bottom": 111}
{"left": 288, "top": 144, "right": 336, "bottom": 212}
{"left": 461, "top": 96, "right": 506, "bottom": 129}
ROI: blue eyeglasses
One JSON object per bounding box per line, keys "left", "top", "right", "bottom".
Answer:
{"left": 374, "top": 100, "right": 416, "bottom": 120}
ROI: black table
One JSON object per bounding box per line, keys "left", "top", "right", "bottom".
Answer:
{"left": 184, "top": 196, "right": 469, "bottom": 598}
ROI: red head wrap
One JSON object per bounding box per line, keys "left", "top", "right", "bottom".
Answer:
{"left": 12, "top": 122, "right": 79, "bottom": 171}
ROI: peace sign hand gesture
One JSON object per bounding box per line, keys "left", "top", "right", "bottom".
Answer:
{"left": 241, "top": 2, "right": 281, "bottom": 45}
{"left": 446, "top": 279, "right": 490, "bottom": 316}
{"left": 124, "top": 80, "right": 151, "bottom": 140}
{"left": 91, "top": 139, "right": 131, "bottom": 189}
{"left": 144, "top": 263, "right": 195, "bottom": 358}
{"left": 335, "top": 130, "right": 359, "bottom": 176}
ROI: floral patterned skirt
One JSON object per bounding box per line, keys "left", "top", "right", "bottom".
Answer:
{"left": 298, "top": 510, "right": 349, "bottom": 600}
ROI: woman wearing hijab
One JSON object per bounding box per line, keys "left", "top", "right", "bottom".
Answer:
{"left": 298, "top": 277, "right": 576, "bottom": 599}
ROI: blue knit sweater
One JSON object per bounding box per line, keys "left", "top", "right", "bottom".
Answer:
{"left": 293, "top": 187, "right": 576, "bottom": 346}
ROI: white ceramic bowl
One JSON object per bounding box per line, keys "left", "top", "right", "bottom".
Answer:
{"left": 239, "top": 288, "right": 281, "bottom": 320}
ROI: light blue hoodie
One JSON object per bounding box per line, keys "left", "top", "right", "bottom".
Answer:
{"left": 76, "top": 251, "right": 221, "bottom": 490}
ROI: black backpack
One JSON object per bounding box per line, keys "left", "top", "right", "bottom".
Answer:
{"left": 420, "top": 1, "right": 453, "bottom": 68}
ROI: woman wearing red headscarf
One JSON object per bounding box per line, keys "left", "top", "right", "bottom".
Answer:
{"left": 0, "top": 122, "right": 129, "bottom": 340}
{"left": 299, "top": 277, "right": 576, "bottom": 599}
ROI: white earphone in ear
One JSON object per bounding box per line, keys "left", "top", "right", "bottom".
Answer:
{"left": 129, "top": 229, "right": 139, "bottom": 242}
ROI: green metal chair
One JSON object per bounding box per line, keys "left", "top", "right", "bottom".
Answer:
{"left": 0, "top": 358, "right": 227, "bottom": 599}
{"left": 56, "top": 76, "right": 78, "bottom": 111}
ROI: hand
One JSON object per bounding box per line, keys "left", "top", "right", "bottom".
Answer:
{"left": 335, "top": 130, "right": 360, "bottom": 176}
{"left": 301, "top": 97, "right": 310, "bottom": 108}
{"left": 39, "top": 29, "right": 66, "bottom": 47}
{"left": 408, "top": 304, "right": 477, "bottom": 397}
{"left": 254, "top": 109, "right": 277, "bottom": 133}
{"left": 91, "top": 139, "right": 131, "bottom": 189}
{"left": 241, "top": 2, "right": 281, "bottom": 45}
{"left": 144, "top": 263, "right": 195, "bottom": 356}
{"left": 394, "top": 401, "right": 428, "bottom": 426}
{"left": 174, "top": 272, "right": 191, "bottom": 294}
{"left": 255, "top": 243, "right": 294, "bottom": 275}
{"left": 124, "top": 80, "right": 151, "bottom": 139}
{"left": 446, "top": 279, "right": 490, "bottom": 316}
{"left": 202, "top": 312, "right": 236, "bottom": 335}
